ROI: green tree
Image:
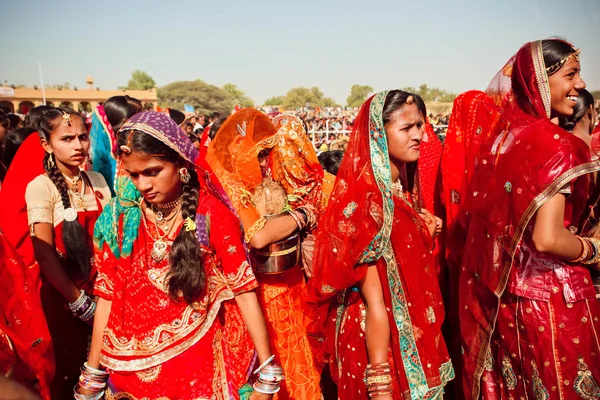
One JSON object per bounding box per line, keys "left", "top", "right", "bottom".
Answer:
{"left": 223, "top": 83, "right": 255, "bottom": 108}
{"left": 263, "top": 96, "right": 284, "bottom": 106}
{"left": 124, "top": 69, "right": 156, "bottom": 90}
{"left": 158, "top": 80, "right": 234, "bottom": 115}
{"left": 282, "top": 87, "right": 339, "bottom": 108}
{"left": 400, "top": 85, "right": 457, "bottom": 103}
{"left": 346, "top": 84, "right": 373, "bottom": 107}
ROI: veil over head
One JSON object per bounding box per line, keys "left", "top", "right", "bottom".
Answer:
{"left": 459, "top": 40, "right": 596, "bottom": 399}
{"left": 205, "top": 108, "right": 279, "bottom": 241}
{"left": 270, "top": 114, "right": 324, "bottom": 213}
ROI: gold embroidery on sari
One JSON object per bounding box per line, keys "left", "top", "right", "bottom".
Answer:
{"left": 531, "top": 360, "right": 549, "bottom": 400}
{"left": 501, "top": 355, "right": 517, "bottom": 390}
{"left": 483, "top": 348, "right": 494, "bottom": 372}
{"left": 244, "top": 217, "right": 266, "bottom": 243}
{"left": 135, "top": 364, "right": 161, "bottom": 382}
{"left": 574, "top": 356, "right": 600, "bottom": 399}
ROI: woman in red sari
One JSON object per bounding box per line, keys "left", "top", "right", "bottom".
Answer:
{"left": 305, "top": 90, "right": 454, "bottom": 400}
{"left": 459, "top": 40, "right": 600, "bottom": 400}
{"left": 79, "top": 111, "right": 280, "bottom": 399}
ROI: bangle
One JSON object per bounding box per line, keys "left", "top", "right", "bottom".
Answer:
{"left": 571, "top": 236, "right": 589, "bottom": 263}
{"left": 69, "top": 290, "right": 86, "bottom": 312}
{"left": 584, "top": 237, "right": 600, "bottom": 265}
{"left": 287, "top": 210, "right": 305, "bottom": 230}
{"left": 253, "top": 355, "right": 275, "bottom": 375}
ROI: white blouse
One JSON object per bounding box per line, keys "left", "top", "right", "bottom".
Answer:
{"left": 26, "top": 171, "right": 111, "bottom": 227}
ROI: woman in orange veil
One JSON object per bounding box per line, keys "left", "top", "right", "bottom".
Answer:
{"left": 207, "top": 109, "right": 322, "bottom": 399}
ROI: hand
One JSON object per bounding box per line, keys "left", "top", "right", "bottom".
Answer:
{"left": 418, "top": 209, "right": 439, "bottom": 238}
{"left": 250, "top": 391, "right": 273, "bottom": 400}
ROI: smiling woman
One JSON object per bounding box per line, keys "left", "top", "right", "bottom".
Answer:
{"left": 459, "top": 39, "right": 600, "bottom": 400}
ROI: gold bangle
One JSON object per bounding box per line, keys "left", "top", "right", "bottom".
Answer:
{"left": 571, "top": 236, "right": 589, "bottom": 263}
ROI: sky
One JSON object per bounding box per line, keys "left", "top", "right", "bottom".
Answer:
{"left": 1, "top": 0, "right": 599, "bottom": 104}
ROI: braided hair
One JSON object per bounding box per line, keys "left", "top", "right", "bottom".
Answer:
{"left": 38, "top": 107, "right": 91, "bottom": 278}
{"left": 116, "top": 130, "right": 205, "bottom": 304}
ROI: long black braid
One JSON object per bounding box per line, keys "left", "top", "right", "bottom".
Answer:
{"left": 116, "top": 130, "right": 205, "bottom": 304}
{"left": 38, "top": 107, "right": 91, "bottom": 278}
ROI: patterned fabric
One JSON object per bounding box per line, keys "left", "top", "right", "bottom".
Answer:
{"left": 0, "top": 230, "right": 54, "bottom": 400}
{"left": 255, "top": 269, "right": 322, "bottom": 400}
{"left": 205, "top": 108, "right": 279, "bottom": 242}
{"left": 271, "top": 114, "right": 324, "bottom": 216}
{"left": 95, "top": 195, "right": 256, "bottom": 398}
{"left": 480, "top": 289, "right": 600, "bottom": 400}
{"left": 89, "top": 104, "right": 118, "bottom": 194}
{"left": 304, "top": 91, "right": 454, "bottom": 399}
{"left": 93, "top": 111, "right": 256, "bottom": 398}
{"left": 459, "top": 41, "right": 600, "bottom": 400}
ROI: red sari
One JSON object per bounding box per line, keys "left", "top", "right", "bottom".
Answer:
{"left": 459, "top": 41, "right": 600, "bottom": 400}
{"left": 439, "top": 91, "right": 502, "bottom": 392}
{"left": 95, "top": 194, "right": 256, "bottom": 399}
{"left": 305, "top": 92, "right": 453, "bottom": 400}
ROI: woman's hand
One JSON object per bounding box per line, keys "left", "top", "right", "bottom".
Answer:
{"left": 418, "top": 209, "right": 440, "bottom": 238}
{"left": 249, "top": 391, "right": 273, "bottom": 400}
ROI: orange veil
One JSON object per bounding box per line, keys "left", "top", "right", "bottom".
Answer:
{"left": 205, "top": 109, "right": 278, "bottom": 241}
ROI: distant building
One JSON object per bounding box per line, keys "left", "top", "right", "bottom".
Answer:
{"left": 0, "top": 78, "right": 157, "bottom": 114}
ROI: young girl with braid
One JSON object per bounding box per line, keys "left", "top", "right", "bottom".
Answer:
{"left": 76, "top": 112, "right": 281, "bottom": 399}
{"left": 25, "top": 107, "right": 111, "bottom": 398}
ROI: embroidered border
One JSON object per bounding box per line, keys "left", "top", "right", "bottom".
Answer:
{"left": 531, "top": 41, "right": 552, "bottom": 119}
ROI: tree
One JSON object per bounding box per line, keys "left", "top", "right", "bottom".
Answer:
{"left": 400, "top": 85, "right": 457, "bottom": 103}
{"left": 263, "top": 96, "right": 284, "bottom": 106}
{"left": 282, "top": 87, "right": 339, "bottom": 108}
{"left": 223, "top": 83, "right": 255, "bottom": 108}
{"left": 158, "top": 80, "right": 234, "bottom": 116}
{"left": 591, "top": 90, "right": 600, "bottom": 101}
{"left": 124, "top": 70, "right": 156, "bottom": 90}
{"left": 346, "top": 84, "right": 373, "bottom": 107}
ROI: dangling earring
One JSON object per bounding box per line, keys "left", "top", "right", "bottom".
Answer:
{"left": 47, "top": 153, "right": 55, "bottom": 169}
{"left": 179, "top": 167, "right": 191, "bottom": 184}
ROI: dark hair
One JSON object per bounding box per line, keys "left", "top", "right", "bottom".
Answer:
{"left": 38, "top": 107, "right": 91, "bottom": 278}
{"left": 210, "top": 112, "right": 221, "bottom": 120}
{"left": 104, "top": 95, "right": 143, "bottom": 132}
{"left": 542, "top": 39, "right": 578, "bottom": 76}
{"left": 24, "top": 105, "right": 54, "bottom": 130}
{"left": 559, "top": 89, "right": 595, "bottom": 131}
{"left": 382, "top": 90, "right": 427, "bottom": 125}
{"left": 7, "top": 114, "right": 22, "bottom": 130}
{"left": 0, "top": 110, "right": 8, "bottom": 130}
{"left": 116, "top": 130, "right": 205, "bottom": 304}
{"left": 168, "top": 109, "right": 186, "bottom": 126}
{"left": 2, "top": 127, "right": 36, "bottom": 171}
{"left": 207, "top": 117, "right": 227, "bottom": 140}
{"left": 318, "top": 150, "right": 344, "bottom": 175}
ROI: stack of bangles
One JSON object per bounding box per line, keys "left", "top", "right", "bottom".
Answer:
{"left": 287, "top": 205, "right": 317, "bottom": 231}
{"left": 252, "top": 355, "right": 285, "bottom": 395}
{"left": 73, "top": 362, "right": 109, "bottom": 400}
{"left": 69, "top": 290, "right": 96, "bottom": 321}
{"left": 365, "top": 362, "right": 393, "bottom": 398}
{"left": 572, "top": 236, "right": 600, "bottom": 266}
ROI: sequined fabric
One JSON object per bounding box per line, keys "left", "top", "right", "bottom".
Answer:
{"left": 95, "top": 195, "right": 256, "bottom": 398}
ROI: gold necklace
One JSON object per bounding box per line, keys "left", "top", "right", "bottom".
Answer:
{"left": 148, "top": 197, "right": 182, "bottom": 222}
{"left": 66, "top": 176, "right": 87, "bottom": 211}
{"left": 62, "top": 172, "right": 81, "bottom": 185}
{"left": 142, "top": 203, "right": 181, "bottom": 262}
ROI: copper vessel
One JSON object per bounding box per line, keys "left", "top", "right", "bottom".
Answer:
{"left": 251, "top": 213, "right": 300, "bottom": 274}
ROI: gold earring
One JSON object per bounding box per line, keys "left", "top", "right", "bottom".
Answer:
{"left": 47, "top": 154, "right": 55, "bottom": 168}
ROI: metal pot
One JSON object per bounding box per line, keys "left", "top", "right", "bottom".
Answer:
{"left": 250, "top": 212, "right": 300, "bottom": 274}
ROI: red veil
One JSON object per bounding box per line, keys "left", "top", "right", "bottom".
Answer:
{"left": 0, "top": 133, "right": 54, "bottom": 399}
{"left": 458, "top": 41, "right": 597, "bottom": 399}
{"left": 305, "top": 92, "right": 453, "bottom": 398}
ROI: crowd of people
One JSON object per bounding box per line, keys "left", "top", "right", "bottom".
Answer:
{"left": 0, "top": 38, "right": 599, "bottom": 400}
